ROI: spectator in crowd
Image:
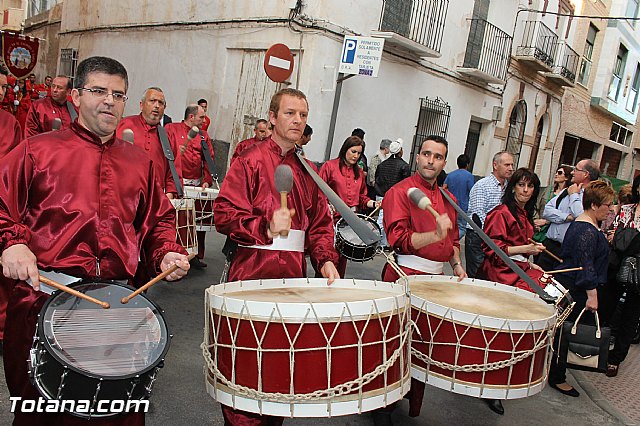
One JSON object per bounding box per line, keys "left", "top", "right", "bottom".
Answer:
{"left": 296, "top": 124, "right": 313, "bottom": 156}
{"left": 368, "top": 138, "right": 392, "bottom": 196}
{"left": 198, "top": 98, "right": 211, "bottom": 133}
{"left": 444, "top": 154, "right": 475, "bottom": 238}
{"left": 465, "top": 151, "right": 514, "bottom": 277}
{"left": 533, "top": 164, "right": 573, "bottom": 244}
{"left": 232, "top": 118, "right": 269, "bottom": 162}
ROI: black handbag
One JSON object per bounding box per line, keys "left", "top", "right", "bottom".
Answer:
{"left": 557, "top": 308, "right": 610, "bottom": 373}
{"left": 617, "top": 256, "right": 640, "bottom": 294}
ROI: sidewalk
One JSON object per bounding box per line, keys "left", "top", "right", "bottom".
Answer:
{"left": 573, "top": 343, "right": 640, "bottom": 426}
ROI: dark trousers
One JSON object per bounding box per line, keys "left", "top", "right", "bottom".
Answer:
{"left": 464, "top": 229, "right": 484, "bottom": 278}
{"left": 535, "top": 238, "right": 562, "bottom": 271}
{"left": 609, "top": 289, "right": 640, "bottom": 365}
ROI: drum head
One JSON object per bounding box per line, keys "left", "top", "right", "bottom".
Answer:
{"left": 336, "top": 215, "right": 381, "bottom": 247}
{"left": 38, "top": 282, "right": 170, "bottom": 379}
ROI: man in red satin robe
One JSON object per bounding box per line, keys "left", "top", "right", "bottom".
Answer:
{"left": 379, "top": 135, "right": 466, "bottom": 423}
{"left": 231, "top": 118, "right": 269, "bottom": 161}
{"left": 116, "top": 86, "right": 179, "bottom": 197}
{"left": 0, "top": 56, "right": 190, "bottom": 426}
{"left": 198, "top": 98, "right": 211, "bottom": 134}
{"left": 24, "top": 75, "right": 76, "bottom": 137}
{"left": 214, "top": 88, "right": 339, "bottom": 426}
{"left": 0, "top": 65, "right": 22, "bottom": 158}
{"left": 165, "top": 104, "right": 215, "bottom": 268}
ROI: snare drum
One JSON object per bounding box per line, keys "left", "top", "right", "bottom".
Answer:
{"left": 29, "top": 282, "right": 171, "bottom": 418}
{"left": 334, "top": 214, "right": 382, "bottom": 262}
{"left": 404, "top": 275, "right": 556, "bottom": 400}
{"left": 204, "top": 278, "right": 411, "bottom": 417}
{"left": 171, "top": 197, "right": 197, "bottom": 254}
{"left": 184, "top": 185, "right": 219, "bottom": 232}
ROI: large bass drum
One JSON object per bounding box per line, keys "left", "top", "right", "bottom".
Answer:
{"left": 28, "top": 281, "right": 171, "bottom": 418}
{"left": 403, "top": 275, "right": 556, "bottom": 400}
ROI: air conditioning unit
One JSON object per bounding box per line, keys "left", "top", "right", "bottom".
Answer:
{"left": 492, "top": 106, "right": 503, "bottom": 122}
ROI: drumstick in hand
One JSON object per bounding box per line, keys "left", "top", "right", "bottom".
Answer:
{"left": 121, "top": 253, "right": 196, "bottom": 304}
{"left": 528, "top": 238, "right": 563, "bottom": 263}
{"left": 546, "top": 266, "right": 583, "bottom": 274}
{"left": 39, "top": 276, "right": 110, "bottom": 309}
{"left": 181, "top": 126, "right": 200, "bottom": 153}
{"left": 51, "top": 117, "right": 62, "bottom": 131}
{"left": 274, "top": 164, "right": 294, "bottom": 237}
{"left": 121, "top": 128, "right": 134, "bottom": 144}
{"left": 407, "top": 187, "right": 440, "bottom": 218}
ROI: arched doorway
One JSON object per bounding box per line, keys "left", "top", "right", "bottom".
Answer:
{"left": 505, "top": 100, "right": 527, "bottom": 167}
{"left": 528, "top": 114, "right": 547, "bottom": 171}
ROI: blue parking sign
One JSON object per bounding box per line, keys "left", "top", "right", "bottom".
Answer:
{"left": 342, "top": 38, "right": 357, "bottom": 64}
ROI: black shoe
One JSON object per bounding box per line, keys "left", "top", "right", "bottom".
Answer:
{"left": 549, "top": 382, "right": 580, "bottom": 397}
{"left": 190, "top": 257, "right": 207, "bottom": 269}
{"left": 483, "top": 399, "right": 504, "bottom": 415}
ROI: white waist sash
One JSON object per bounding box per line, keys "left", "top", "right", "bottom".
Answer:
{"left": 241, "top": 229, "right": 305, "bottom": 252}
{"left": 183, "top": 178, "right": 202, "bottom": 186}
{"left": 397, "top": 254, "right": 444, "bottom": 274}
{"left": 509, "top": 254, "right": 528, "bottom": 262}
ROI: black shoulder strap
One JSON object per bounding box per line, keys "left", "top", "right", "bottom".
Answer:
{"left": 157, "top": 125, "right": 184, "bottom": 198}
{"left": 555, "top": 188, "right": 569, "bottom": 209}
{"left": 66, "top": 101, "right": 78, "bottom": 122}
{"left": 200, "top": 132, "right": 219, "bottom": 182}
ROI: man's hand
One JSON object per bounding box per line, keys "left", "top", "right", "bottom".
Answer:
{"left": 586, "top": 288, "right": 598, "bottom": 312}
{"left": 160, "top": 252, "right": 190, "bottom": 281}
{"left": 202, "top": 182, "right": 210, "bottom": 189}
{"left": 1, "top": 244, "right": 40, "bottom": 290}
{"left": 524, "top": 242, "right": 545, "bottom": 255}
{"left": 452, "top": 263, "right": 467, "bottom": 281}
{"left": 268, "top": 208, "right": 295, "bottom": 238}
{"left": 166, "top": 193, "right": 175, "bottom": 200}
{"left": 320, "top": 261, "right": 340, "bottom": 285}
{"left": 567, "top": 183, "right": 582, "bottom": 195}
{"left": 533, "top": 218, "right": 548, "bottom": 230}
{"left": 435, "top": 213, "right": 453, "bottom": 240}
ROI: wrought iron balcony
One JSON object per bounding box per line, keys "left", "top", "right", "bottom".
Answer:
{"left": 515, "top": 20, "right": 558, "bottom": 72}
{"left": 541, "top": 41, "right": 579, "bottom": 86}
{"left": 457, "top": 18, "right": 513, "bottom": 84}
{"left": 372, "top": 0, "right": 448, "bottom": 58}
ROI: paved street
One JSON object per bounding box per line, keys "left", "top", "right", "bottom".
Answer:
{"left": 0, "top": 230, "right": 633, "bottom": 425}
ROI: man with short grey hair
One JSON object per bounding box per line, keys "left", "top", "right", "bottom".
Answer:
{"left": 368, "top": 138, "right": 392, "bottom": 188}
{"left": 465, "top": 151, "right": 514, "bottom": 279}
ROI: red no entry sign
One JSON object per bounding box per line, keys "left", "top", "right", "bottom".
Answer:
{"left": 264, "top": 44, "right": 294, "bottom": 83}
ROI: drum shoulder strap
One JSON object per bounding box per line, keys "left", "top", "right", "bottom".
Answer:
{"left": 200, "top": 132, "right": 218, "bottom": 179}
{"left": 66, "top": 101, "right": 78, "bottom": 122}
{"left": 157, "top": 125, "right": 184, "bottom": 198}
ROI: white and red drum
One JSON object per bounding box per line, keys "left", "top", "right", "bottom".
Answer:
{"left": 403, "top": 275, "right": 556, "bottom": 400}
{"left": 203, "top": 278, "right": 411, "bottom": 417}
{"left": 184, "top": 185, "right": 218, "bottom": 232}
{"left": 170, "top": 198, "right": 197, "bottom": 255}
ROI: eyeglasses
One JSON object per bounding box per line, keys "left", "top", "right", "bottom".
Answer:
{"left": 574, "top": 167, "right": 587, "bottom": 174}
{"left": 556, "top": 170, "right": 564, "bottom": 175}
{"left": 78, "top": 87, "right": 128, "bottom": 103}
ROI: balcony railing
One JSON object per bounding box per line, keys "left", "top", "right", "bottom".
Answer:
{"left": 378, "top": 0, "right": 448, "bottom": 56}
{"left": 516, "top": 20, "right": 558, "bottom": 71}
{"left": 458, "top": 18, "right": 512, "bottom": 84}
{"left": 542, "top": 41, "right": 579, "bottom": 86}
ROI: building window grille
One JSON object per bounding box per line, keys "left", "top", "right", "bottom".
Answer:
{"left": 608, "top": 44, "right": 628, "bottom": 101}
{"left": 505, "top": 100, "right": 527, "bottom": 167}
{"left": 578, "top": 24, "right": 597, "bottom": 86}
{"left": 58, "top": 48, "right": 78, "bottom": 86}
{"left": 610, "top": 122, "right": 633, "bottom": 146}
{"left": 410, "top": 97, "right": 450, "bottom": 172}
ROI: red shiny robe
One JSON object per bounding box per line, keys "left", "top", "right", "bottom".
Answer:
{"left": 232, "top": 136, "right": 262, "bottom": 163}
{"left": 0, "top": 109, "right": 22, "bottom": 158}
{"left": 15, "top": 91, "right": 31, "bottom": 132}
{"left": 214, "top": 138, "right": 338, "bottom": 425}
{"left": 116, "top": 114, "right": 179, "bottom": 195}
{"left": 215, "top": 138, "right": 338, "bottom": 282}
{"left": 202, "top": 115, "right": 211, "bottom": 132}
{"left": 165, "top": 121, "right": 214, "bottom": 186}
{"left": 0, "top": 122, "right": 186, "bottom": 426}
{"left": 382, "top": 173, "right": 460, "bottom": 282}
{"left": 24, "top": 97, "right": 76, "bottom": 137}
{"left": 477, "top": 204, "right": 544, "bottom": 292}
{"left": 319, "top": 158, "right": 371, "bottom": 276}
{"left": 380, "top": 173, "right": 459, "bottom": 417}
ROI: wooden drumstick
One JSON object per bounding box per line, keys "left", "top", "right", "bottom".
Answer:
{"left": 546, "top": 266, "right": 583, "bottom": 274}
{"left": 274, "top": 164, "right": 294, "bottom": 237}
{"left": 121, "top": 253, "right": 195, "bottom": 304}
{"left": 366, "top": 204, "right": 381, "bottom": 219}
{"left": 407, "top": 187, "right": 440, "bottom": 218}
{"left": 528, "top": 238, "right": 563, "bottom": 263}
{"left": 39, "top": 276, "right": 110, "bottom": 309}
{"left": 181, "top": 126, "right": 200, "bottom": 152}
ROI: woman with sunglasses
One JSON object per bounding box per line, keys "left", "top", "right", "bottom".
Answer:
{"left": 533, "top": 165, "right": 573, "bottom": 243}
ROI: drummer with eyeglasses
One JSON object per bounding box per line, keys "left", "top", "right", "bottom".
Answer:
{"left": 318, "top": 135, "right": 381, "bottom": 277}
{"left": 377, "top": 135, "right": 465, "bottom": 423}
{"left": 213, "top": 88, "right": 339, "bottom": 426}
{"left": 0, "top": 56, "right": 190, "bottom": 426}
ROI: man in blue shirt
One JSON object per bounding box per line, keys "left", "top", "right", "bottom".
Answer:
{"left": 444, "top": 154, "right": 475, "bottom": 238}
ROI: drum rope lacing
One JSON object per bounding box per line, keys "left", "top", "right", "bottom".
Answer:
{"left": 202, "top": 295, "right": 412, "bottom": 403}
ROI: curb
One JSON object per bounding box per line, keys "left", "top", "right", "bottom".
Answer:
{"left": 572, "top": 370, "right": 636, "bottom": 426}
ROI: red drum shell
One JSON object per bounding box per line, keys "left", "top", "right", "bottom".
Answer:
{"left": 405, "top": 275, "right": 556, "bottom": 400}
